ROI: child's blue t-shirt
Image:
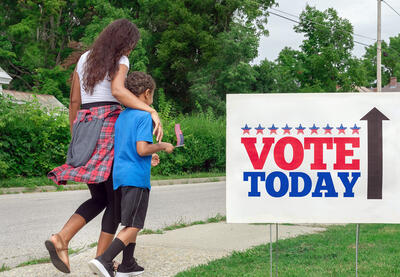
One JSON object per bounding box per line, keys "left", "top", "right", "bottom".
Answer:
{"left": 113, "top": 108, "right": 153, "bottom": 190}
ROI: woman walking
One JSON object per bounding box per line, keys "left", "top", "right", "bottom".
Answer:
{"left": 45, "top": 19, "right": 163, "bottom": 274}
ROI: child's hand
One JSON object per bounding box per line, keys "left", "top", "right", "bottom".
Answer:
{"left": 151, "top": 154, "right": 160, "bottom": 167}
{"left": 162, "top": 142, "right": 174, "bottom": 154}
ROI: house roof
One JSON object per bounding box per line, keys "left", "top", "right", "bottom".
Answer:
{"left": 355, "top": 86, "right": 372, "bottom": 92}
{"left": 0, "top": 67, "right": 12, "bottom": 85}
{"left": 381, "top": 83, "right": 400, "bottom": 92}
{"left": 2, "top": 90, "right": 67, "bottom": 111}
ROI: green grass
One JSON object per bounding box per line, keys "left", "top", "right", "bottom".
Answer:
{"left": 0, "top": 264, "right": 10, "bottom": 272}
{"left": 0, "top": 176, "right": 56, "bottom": 188}
{"left": 140, "top": 214, "right": 226, "bottom": 235}
{"left": 176, "top": 224, "right": 400, "bottom": 277}
{"left": 68, "top": 246, "right": 84, "bottom": 255}
{"left": 88, "top": 242, "right": 98, "bottom": 248}
{"left": 5, "top": 245, "right": 92, "bottom": 272}
{"left": 141, "top": 228, "right": 164, "bottom": 235}
{"left": 16, "top": 257, "right": 51, "bottom": 268}
{"left": 0, "top": 172, "right": 225, "bottom": 189}
{"left": 162, "top": 214, "right": 226, "bottom": 232}
{"left": 150, "top": 172, "right": 225, "bottom": 181}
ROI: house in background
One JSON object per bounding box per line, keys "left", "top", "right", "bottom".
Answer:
{"left": 0, "top": 67, "right": 66, "bottom": 111}
{"left": 361, "top": 77, "right": 400, "bottom": 93}
{"left": 356, "top": 86, "right": 372, "bottom": 92}
{"left": 0, "top": 67, "right": 12, "bottom": 92}
{"left": 380, "top": 77, "right": 400, "bottom": 92}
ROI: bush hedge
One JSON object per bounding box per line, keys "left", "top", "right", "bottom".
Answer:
{"left": 151, "top": 112, "right": 226, "bottom": 176}
{"left": 0, "top": 94, "right": 225, "bottom": 179}
{"left": 0, "top": 94, "right": 70, "bottom": 179}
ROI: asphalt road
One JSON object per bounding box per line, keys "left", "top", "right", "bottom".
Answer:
{"left": 0, "top": 181, "right": 225, "bottom": 268}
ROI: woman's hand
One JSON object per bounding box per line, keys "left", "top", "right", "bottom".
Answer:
{"left": 151, "top": 110, "right": 163, "bottom": 142}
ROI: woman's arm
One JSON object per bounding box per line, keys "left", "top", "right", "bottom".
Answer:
{"left": 69, "top": 70, "right": 81, "bottom": 135}
{"left": 111, "top": 65, "right": 163, "bottom": 142}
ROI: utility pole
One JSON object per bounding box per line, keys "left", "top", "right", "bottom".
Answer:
{"left": 377, "top": 0, "right": 382, "bottom": 92}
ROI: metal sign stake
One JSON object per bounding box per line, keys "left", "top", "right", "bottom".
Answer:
{"left": 276, "top": 223, "right": 278, "bottom": 277}
{"left": 270, "top": 224, "right": 273, "bottom": 277}
{"left": 356, "top": 224, "right": 360, "bottom": 277}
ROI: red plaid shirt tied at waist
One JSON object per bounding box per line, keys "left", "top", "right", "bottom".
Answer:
{"left": 48, "top": 105, "right": 122, "bottom": 185}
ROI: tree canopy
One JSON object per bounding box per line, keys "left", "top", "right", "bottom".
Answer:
{"left": 256, "top": 5, "right": 368, "bottom": 93}
{"left": 1, "top": 0, "right": 276, "bottom": 112}
{"left": 1, "top": 2, "right": 399, "bottom": 115}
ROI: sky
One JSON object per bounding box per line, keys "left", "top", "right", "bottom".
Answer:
{"left": 254, "top": 0, "right": 400, "bottom": 63}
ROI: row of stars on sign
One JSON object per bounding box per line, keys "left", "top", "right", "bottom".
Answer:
{"left": 242, "top": 124, "right": 361, "bottom": 135}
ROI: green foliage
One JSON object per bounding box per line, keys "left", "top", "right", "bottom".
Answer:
{"left": 152, "top": 111, "right": 225, "bottom": 176}
{"left": 362, "top": 34, "right": 400, "bottom": 87}
{"left": 132, "top": 0, "right": 276, "bottom": 112}
{"left": 0, "top": 92, "right": 225, "bottom": 179}
{"left": 256, "top": 5, "right": 368, "bottom": 93}
{"left": 154, "top": 88, "right": 175, "bottom": 122}
{"left": 1, "top": 0, "right": 276, "bottom": 114}
{"left": 32, "top": 66, "right": 72, "bottom": 105}
{"left": 0, "top": 94, "right": 70, "bottom": 179}
{"left": 188, "top": 22, "right": 259, "bottom": 114}
{"left": 294, "top": 6, "right": 364, "bottom": 91}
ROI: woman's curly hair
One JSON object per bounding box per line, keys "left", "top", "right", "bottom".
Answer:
{"left": 125, "top": 71, "right": 156, "bottom": 96}
{"left": 83, "top": 19, "right": 140, "bottom": 94}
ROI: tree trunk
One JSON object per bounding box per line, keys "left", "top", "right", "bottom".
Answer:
{"left": 50, "top": 15, "right": 55, "bottom": 50}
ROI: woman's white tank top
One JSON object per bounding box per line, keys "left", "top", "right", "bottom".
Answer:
{"left": 76, "top": 51, "right": 130, "bottom": 104}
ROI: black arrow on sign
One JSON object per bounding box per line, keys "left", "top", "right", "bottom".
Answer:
{"left": 360, "top": 107, "right": 389, "bottom": 199}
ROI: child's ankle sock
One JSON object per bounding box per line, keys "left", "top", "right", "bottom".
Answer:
{"left": 99, "top": 238, "right": 126, "bottom": 263}
{"left": 121, "top": 243, "right": 136, "bottom": 265}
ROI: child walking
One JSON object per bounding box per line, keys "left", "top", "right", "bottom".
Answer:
{"left": 89, "top": 71, "right": 174, "bottom": 277}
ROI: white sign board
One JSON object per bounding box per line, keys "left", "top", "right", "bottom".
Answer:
{"left": 226, "top": 93, "right": 400, "bottom": 223}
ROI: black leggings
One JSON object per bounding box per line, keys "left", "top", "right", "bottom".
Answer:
{"left": 75, "top": 173, "right": 119, "bottom": 234}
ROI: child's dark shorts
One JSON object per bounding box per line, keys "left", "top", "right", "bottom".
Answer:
{"left": 120, "top": 186, "right": 150, "bottom": 229}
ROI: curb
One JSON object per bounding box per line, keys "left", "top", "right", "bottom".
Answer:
{"left": 0, "top": 176, "right": 226, "bottom": 194}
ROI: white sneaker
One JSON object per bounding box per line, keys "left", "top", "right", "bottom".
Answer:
{"left": 88, "top": 258, "right": 115, "bottom": 277}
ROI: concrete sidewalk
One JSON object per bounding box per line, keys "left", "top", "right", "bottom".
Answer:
{"left": 0, "top": 223, "right": 325, "bottom": 277}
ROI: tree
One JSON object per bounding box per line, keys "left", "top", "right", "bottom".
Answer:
{"left": 258, "top": 5, "right": 366, "bottom": 93}
{"left": 362, "top": 34, "right": 400, "bottom": 87}
{"left": 188, "top": 22, "right": 259, "bottom": 114}
{"left": 130, "top": 0, "right": 277, "bottom": 112}
{"left": 1, "top": 0, "right": 277, "bottom": 113}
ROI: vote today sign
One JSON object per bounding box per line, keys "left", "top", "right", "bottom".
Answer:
{"left": 226, "top": 93, "right": 400, "bottom": 223}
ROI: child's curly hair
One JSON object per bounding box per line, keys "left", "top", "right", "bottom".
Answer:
{"left": 125, "top": 71, "right": 156, "bottom": 96}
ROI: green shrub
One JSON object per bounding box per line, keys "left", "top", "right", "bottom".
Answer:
{"left": 0, "top": 94, "right": 70, "bottom": 179}
{"left": 152, "top": 109, "right": 226, "bottom": 176}
{"left": 0, "top": 93, "right": 226, "bottom": 179}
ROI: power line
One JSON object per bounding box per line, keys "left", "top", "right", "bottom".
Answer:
{"left": 270, "top": 7, "right": 376, "bottom": 42}
{"left": 268, "top": 7, "right": 400, "bottom": 57}
{"left": 378, "top": 1, "right": 400, "bottom": 59}
{"left": 382, "top": 0, "right": 400, "bottom": 18}
{"left": 268, "top": 11, "right": 372, "bottom": 48}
